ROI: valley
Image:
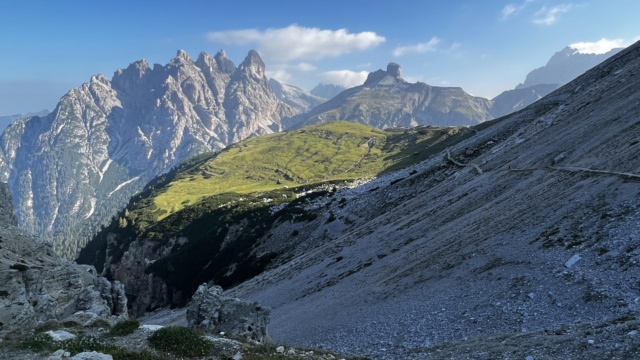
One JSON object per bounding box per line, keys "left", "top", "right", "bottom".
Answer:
{"left": 0, "top": 15, "right": 637, "bottom": 359}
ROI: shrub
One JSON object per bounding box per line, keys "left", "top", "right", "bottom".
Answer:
{"left": 148, "top": 326, "right": 211, "bottom": 357}
{"left": 20, "top": 333, "right": 56, "bottom": 352}
{"left": 109, "top": 319, "right": 140, "bottom": 336}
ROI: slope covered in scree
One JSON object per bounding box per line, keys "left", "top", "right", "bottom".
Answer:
{"left": 227, "top": 41, "right": 640, "bottom": 359}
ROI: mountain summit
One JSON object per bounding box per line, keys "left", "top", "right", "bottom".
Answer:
{"left": 0, "top": 49, "right": 297, "bottom": 258}
{"left": 293, "top": 62, "right": 493, "bottom": 129}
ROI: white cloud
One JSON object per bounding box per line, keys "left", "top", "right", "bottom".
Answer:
{"left": 206, "top": 24, "right": 385, "bottom": 61}
{"left": 501, "top": 4, "right": 518, "bottom": 20}
{"left": 393, "top": 37, "right": 441, "bottom": 57}
{"left": 319, "top": 70, "right": 369, "bottom": 88}
{"left": 501, "top": 0, "right": 534, "bottom": 20}
{"left": 296, "top": 62, "right": 317, "bottom": 71}
{"left": 569, "top": 38, "right": 626, "bottom": 54}
{"left": 265, "top": 69, "right": 293, "bottom": 84}
{"left": 533, "top": 4, "right": 572, "bottom": 25}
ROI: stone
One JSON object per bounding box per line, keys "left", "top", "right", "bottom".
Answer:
{"left": 0, "top": 189, "right": 128, "bottom": 338}
{"left": 186, "top": 284, "right": 270, "bottom": 343}
{"left": 46, "top": 330, "right": 76, "bottom": 341}
{"left": 140, "top": 324, "right": 163, "bottom": 332}
{"left": 47, "top": 349, "right": 66, "bottom": 360}
{"left": 70, "top": 351, "right": 113, "bottom": 360}
{"left": 565, "top": 254, "right": 581, "bottom": 268}
{"left": 276, "top": 345, "right": 285, "bottom": 353}
{"left": 232, "top": 353, "right": 242, "bottom": 360}
{"left": 387, "top": 62, "right": 402, "bottom": 78}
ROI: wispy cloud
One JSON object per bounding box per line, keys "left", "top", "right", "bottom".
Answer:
{"left": 532, "top": 4, "right": 572, "bottom": 25}
{"left": 265, "top": 69, "right": 293, "bottom": 83}
{"left": 393, "top": 37, "right": 440, "bottom": 57}
{"left": 569, "top": 38, "right": 626, "bottom": 54}
{"left": 296, "top": 62, "right": 317, "bottom": 71}
{"left": 501, "top": 4, "right": 518, "bottom": 20}
{"left": 319, "top": 70, "right": 369, "bottom": 88}
{"left": 206, "top": 25, "right": 385, "bottom": 61}
{"left": 501, "top": 0, "right": 534, "bottom": 20}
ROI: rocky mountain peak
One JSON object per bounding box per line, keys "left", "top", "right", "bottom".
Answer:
{"left": 196, "top": 51, "right": 215, "bottom": 69}
{"left": 387, "top": 62, "right": 402, "bottom": 77}
{"left": 176, "top": 49, "right": 192, "bottom": 62}
{"left": 239, "top": 50, "right": 265, "bottom": 76}
{"left": 214, "top": 49, "right": 237, "bottom": 74}
{"left": 90, "top": 74, "right": 111, "bottom": 86}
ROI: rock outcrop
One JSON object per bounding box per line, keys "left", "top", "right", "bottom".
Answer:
{"left": 0, "top": 182, "right": 126, "bottom": 338}
{"left": 187, "top": 284, "right": 270, "bottom": 343}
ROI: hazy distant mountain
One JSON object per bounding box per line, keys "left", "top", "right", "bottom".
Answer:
{"left": 294, "top": 63, "right": 493, "bottom": 128}
{"left": 490, "top": 45, "right": 622, "bottom": 117}
{"left": 269, "top": 78, "right": 327, "bottom": 112}
{"left": 0, "top": 109, "right": 49, "bottom": 132}
{"left": 491, "top": 84, "right": 560, "bottom": 117}
{"left": 0, "top": 49, "right": 297, "bottom": 258}
{"left": 517, "top": 46, "right": 622, "bottom": 89}
{"left": 310, "top": 83, "right": 346, "bottom": 100}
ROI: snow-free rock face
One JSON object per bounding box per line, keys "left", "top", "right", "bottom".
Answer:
{"left": 0, "top": 49, "right": 297, "bottom": 259}
{"left": 0, "top": 183, "right": 126, "bottom": 338}
{"left": 187, "top": 284, "right": 270, "bottom": 343}
{"left": 294, "top": 62, "right": 494, "bottom": 128}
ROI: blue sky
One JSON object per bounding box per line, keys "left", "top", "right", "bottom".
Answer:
{"left": 1, "top": 0, "right": 638, "bottom": 115}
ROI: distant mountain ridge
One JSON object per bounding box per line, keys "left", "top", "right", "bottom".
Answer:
{"left": 517, "top": 46, "right": 622, "bottom": 89}
{"left": 292, "top": 62, "right": 494, "bottom": 128}
{"left": 268, "top": 78, "right": 327, "bottom": 112}
{"left": 0, "top": 49, "right": 297, "bottom": 258}
{"left": 0, "top": 109, "right": 49, "bottom": 132}
{"left": 310, "top": 83, "right": 346, "bottom": 99}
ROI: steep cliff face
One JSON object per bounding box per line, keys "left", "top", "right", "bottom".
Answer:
{"left": 0, "top": 182, "right": 126, "bottom": 338}
{"left": 0, "top": 50, "right": 297, "bottom": 258}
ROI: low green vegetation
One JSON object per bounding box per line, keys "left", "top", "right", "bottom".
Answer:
{"left": 148, "top": 326, "right": 211, "bottom": 357}
{"left": 20, "top": 332, "right": 164, "bottom": 360}
{"left": 109, "top": 319, "right": 140, "bottom": 336}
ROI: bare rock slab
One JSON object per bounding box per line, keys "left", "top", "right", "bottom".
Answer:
{"left": 187, "top": 284, "right": 270, "bottom": 342}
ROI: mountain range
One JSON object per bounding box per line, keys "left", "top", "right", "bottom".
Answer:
{"left": 0, "top": 49, "right": 297, "bottom": 258}
{"left": 76, "top": 40, "right": 640, "bottom": 358}
{"left": 0, "top": 45, "right": 621, "bottom": 261}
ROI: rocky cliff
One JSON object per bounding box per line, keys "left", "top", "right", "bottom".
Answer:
{"left": 0, "top": 49, "right": 297, "bottom": 259}
{"left": 0, "top": 183, "right": 126, "bottom": 338}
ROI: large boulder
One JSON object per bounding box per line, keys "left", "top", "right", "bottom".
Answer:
{"left": 186, "top": 284, "right": 270, "bottom": 342}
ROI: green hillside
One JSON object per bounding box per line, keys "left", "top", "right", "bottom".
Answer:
{"left": 142, "top": 121, "right": 473, "bottom": 222}
{"left": 78, "top": 121, "right": 476, "bottom": 303}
